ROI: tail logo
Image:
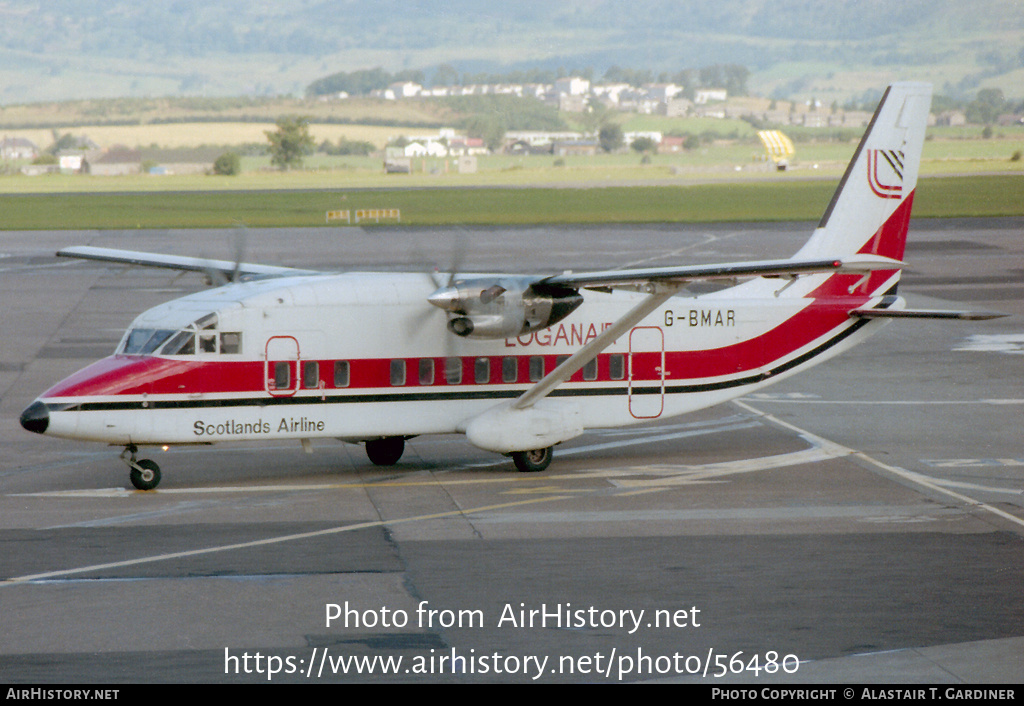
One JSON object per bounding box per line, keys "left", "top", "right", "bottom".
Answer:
{"left": 866, "top": 149, "right": 904, "bottom": 199}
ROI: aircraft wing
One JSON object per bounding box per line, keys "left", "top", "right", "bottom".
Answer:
{"left": 56, "top": 246, "right": 320, "bottom": 280}
{"left": 512, "top": 287, "right": 680, "bottom": 410}
{"left": 539, "top": 254, "right": 904, "bottom": 291}
{"left": 487, "top": 255, "right": 906, "bottom": 410}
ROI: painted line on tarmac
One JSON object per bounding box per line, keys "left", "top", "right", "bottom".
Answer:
{"left": 733, "top": 399, "right": 1024, "bottom": 532}
{"left": 559, "top": 419, "right": 761, "bottom": 457}
{"left": 606, "top": 444, "right": 849, "bottom": 488}
{"left": 0, "top": 494, "right": 574, "bottom": 587}
{"left": 926, "top": 478, "right": 1023, "bottom": 496}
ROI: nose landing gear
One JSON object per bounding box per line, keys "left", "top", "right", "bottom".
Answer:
{"left": 121, "top": 444, "right": 162, "bottom": 490}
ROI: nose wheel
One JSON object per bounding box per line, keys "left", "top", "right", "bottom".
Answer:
{"left": 121, "top": 445, "right": 162, "bottom": 490}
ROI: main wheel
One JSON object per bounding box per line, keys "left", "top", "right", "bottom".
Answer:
{"left": 129, "top": 459, "right": 161, "bottom": 491}
{"left": 512, "top": 447, "right": 553, "bottom": 473}
{"left": 365, "top": 437, "right": 405, "bottom": 466}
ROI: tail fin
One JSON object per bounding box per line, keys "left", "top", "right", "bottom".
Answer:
{"left": 796, "top": 82, "right": 932, "bottom": 264}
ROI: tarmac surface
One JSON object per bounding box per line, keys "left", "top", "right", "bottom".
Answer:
{"left": 0, "top": 219, "right": 1021, "bottom": 684}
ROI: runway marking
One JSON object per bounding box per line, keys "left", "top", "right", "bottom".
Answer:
{"left": 604, "top": 443, "right": 850, "bottom": 488}
{"left": 905, "top": 476, "right": 1023, "bottom": 497}
{"left": 559, "top": 419, "right": 761, "bottom": 456}
{"left": 501, "top": 485, "right": 592, "bottom": 495}
{"left": 587, "top": 413, "right": 755, "bottom": 436}
{"left": 953, "top": 333, "right": 1024, "bottom": 354}
{"left": 733, "top": 400, "right": 1024, "bottom": 532}
{"left": 922, "top": 457, "right": 1024, "bottom": 468}
{"left": 470, "top": 504, "right": 954, "bottom": 524}
{"left": 0, "top": 260, "right": 79, "bottom": 274}
{"left": 0, "top": 494, "right": 574, "bottom": 587}
{"left": 12, "top": 477, "right": 530, "bottom": 498}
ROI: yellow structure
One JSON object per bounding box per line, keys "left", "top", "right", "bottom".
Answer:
{"left": 757, "top": 130, "right": 795, "bottom": 170}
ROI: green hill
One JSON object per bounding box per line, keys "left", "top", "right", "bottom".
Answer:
{"left": 1, "top": 1, "right": 1021, "bottom": 104}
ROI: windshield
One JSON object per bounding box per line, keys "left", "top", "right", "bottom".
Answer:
{"left": 122, "top": 329, "right": 176, "bottom": 355}
{"left": 118, "top": 313, "right": 242, "bottom": 356}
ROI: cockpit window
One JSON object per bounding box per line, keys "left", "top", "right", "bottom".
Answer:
{"left": 130, "top": 313, "right": 243, "bottom": 357}
{"left": 121, "top": 313, "right": 240, "bottom": 356}
{"left": 162, "top": 329, "right": 195, "bottom": 355}
{"left": 122, "top": 329, "right": 175, "bottom": 355}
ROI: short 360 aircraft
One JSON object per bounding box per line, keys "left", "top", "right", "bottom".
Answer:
{"left": 19, "top": 83, "right": 1002, "bottom": 490}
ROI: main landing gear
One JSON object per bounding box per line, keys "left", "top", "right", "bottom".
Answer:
{"left": 511, "top": 446, "right": 553, "bottom": 473}
{"left": 365, "top": 436, "right": 406, "bottom": 466}
{"left": 121, "top": 444, "right": 162, "bottom": 491}
{"left": 363, "top": 438, "right": 553, "bottom": 473}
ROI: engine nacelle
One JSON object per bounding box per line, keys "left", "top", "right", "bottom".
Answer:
{"left": 464, "top": 398, "right": 584, "bottom": 453}
{"left": 428, "top": 276, "right": 583, "bottom": 339}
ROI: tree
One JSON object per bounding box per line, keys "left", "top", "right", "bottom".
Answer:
{"left": 432, "top": 63, "right": 459, "bottom": 87}
{"left": 213, "top": 151, "right": 241, "bottom": 175}
{"left": 465, "top": 115, "right": 506, "bottom": 152}
{"left": 266, "top": 116, "right": 314, "bottom": 170}
{"left": 598, "top": 123, "right": 623, "bottom": 153}
{"left": 966, "top": 88, "right": 1006, "bottom": 125}
{"left": 630, "top": 136, "right": 657, "bottom": 153}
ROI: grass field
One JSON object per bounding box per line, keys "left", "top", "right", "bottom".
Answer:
{"left": 1, "top": 122, "right": 409, "bottom": 152}
{"left": 1, "top": 175, "right": 1020, "bottom": 231}
{"left": 2, "top": 136, "right": 1022, "bottom": 196}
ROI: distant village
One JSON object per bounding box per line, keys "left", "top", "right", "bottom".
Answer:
{"left": 368, "top": 75, "right": 878, "bottom": 166}
{"left": 1, "top": 74, "right": 1010, "bottom": 176}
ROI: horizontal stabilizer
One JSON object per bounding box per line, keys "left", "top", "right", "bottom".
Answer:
{"left": 852, "top": 308, "right": 1007, "bottom": 320}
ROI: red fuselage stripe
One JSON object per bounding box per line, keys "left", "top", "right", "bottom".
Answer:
{"left": 42, "top": 295, "right": 877, "bottom": 400}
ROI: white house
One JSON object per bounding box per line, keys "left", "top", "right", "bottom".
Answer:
{"left": 644, "top": 83, "right": 682, "bottom": 102}
{"left": 624, "top": 131, "right": 663, "bottom": 147}
{"left": 1, "top": 137, "right": 39, "bottom": 160}
{"left": 403, "top": 141, "right": 448, "bottom": 157}
{"left": 555, "top": 76, "right": 590, "bottom": 96}
{"left": 388, "top": 81, "right": 422, "bottom": 98}
{"left": 695, "top": 89, "right": 728, "bottom": 104}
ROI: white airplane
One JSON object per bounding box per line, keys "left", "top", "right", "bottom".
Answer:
{"left": 19, "top": 83, "right": 1003, "bottom": 490}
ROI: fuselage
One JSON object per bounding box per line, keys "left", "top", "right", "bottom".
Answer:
{"left": 24, "top": 267, "right": 898, "bottom": 448}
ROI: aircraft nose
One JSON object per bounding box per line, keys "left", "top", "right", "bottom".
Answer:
{"left": 20, "top": 401, "right": 49, "bottom": 434}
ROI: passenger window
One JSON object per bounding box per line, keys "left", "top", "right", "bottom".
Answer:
{"left": 583, "top": 357, "right": 598, "bottom": 381}
{"left": 474, "top": 357, "right": 490, "bottom": 384}
{"left": 274, "top": 361, "right": 291, "bottom": 389}
{"left": 302, "top": 361, "right": 320, "bottom": 389}
{"left": 609, "top": 353, "right": 625, "bottom": 381}
{"left": 444, "top": 357, "right": 462, "bottom": 385}
{"left": 334, "top": 360, "right": 350, "bottom": 387}
{"left": 502, "top": 357, "right": 518, "bottom": 383}
{"left": 529, "top": 356, "right": 544, "bottom": 382}
{"left": 220, "top": 332, "right": 241, "bottom": 354}
{"left": 419, "top": 359, "right": 434, "bottom": 385}
{"left": 390, "top": 359, "right": 406, "bottom": 386}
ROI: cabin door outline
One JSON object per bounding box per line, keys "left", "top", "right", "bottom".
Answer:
{"left": 628, "top": 325, "right": 665, "bottom": 419}
{"left": 265, "top": 336, "right": 300, "bottom": 397}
